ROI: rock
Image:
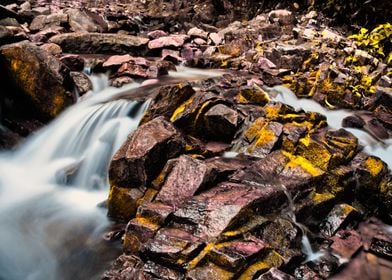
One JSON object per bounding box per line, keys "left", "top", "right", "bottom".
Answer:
{"left": 147, "top": 30, "right": 168, "bottom": 39}
{"left": 60, "top": 54, "right": 85, "bottom": 71}
{"left": 322, "top": 29, "right": 344, "bottom": 44}
{"left": 39, "top": 43, "right": 62, "bottom": 55}
{"left": 203, "top": 104, "right": 240, "bottom": 141}
{"left": 102, "top": 54, "right": 133, "bottom": 68}
{"left": 194, "top": 38, "right": 207, "bottom": 45}
{"left": 0, "top": 41, "right": 74, "bottom": 119}
{"left": 148, "top": 34, "right": 188, "bottom": 49}
{"left": 107, "top": 186, "right": 144, "bottom": 221}
{"left": 320, "top": 204, "right": 360, "bottom": 237}
{"left": 257, "top": 268, "right": 295, "bottom": 280}
{"left": 268, "top": 9, "right": 295, "bottom": 25}
{"left": 330, "top": 230, "right": 362, "bottom": 259}
{"left": 209, "top": 32, "right": 223, "bottom": 45}
{"left": 111, "top": 76, "right": 133, "bottom": 88}
{"left": 141, "top": 83, "right": 195, "bottom": 124}
{"left": 161, "top": 49, "right": 182, "bottom": 64}
{"left": 369, "top": 238, "right": 392, "bottom": 260}
{"left": 0, "top": 25, "right": 13, "bottom": 45}
{"left": 0, "top": 5, "right": 19, "bottom": 20}
{"left": 29, "top": 13, "right": 68, "bottom": 32}
{"left": 109, "top": 116, "right": 184, "bottom": 188}
{"left": 70, "top": 71, "right": 92, "bottom": 95}
{"left": 117, "top": 63, "right": 149, "bottom": 79}
{"left": 0, "top": 17, "right": 19, "bottom": 26}
{"left": 188, "top": 27, "right": 208, "bottom": 39}
{"left": 49, "top": 32, "right": 149, "bottom": 54}
{"left": 187, "top": 261, "right": 233, "bottom": 280}
{"left": 65, "top": 8, "right": 104, "bottom": 33}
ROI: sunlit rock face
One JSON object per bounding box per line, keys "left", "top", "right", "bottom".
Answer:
{"left": 105, "top": 74, "right": 392, "bottom": 279}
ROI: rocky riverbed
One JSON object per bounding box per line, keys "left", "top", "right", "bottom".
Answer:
{"left": 0, "top": 0, "right": 392, "bottom": 279}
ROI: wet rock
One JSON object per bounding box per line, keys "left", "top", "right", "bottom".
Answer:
{"left": 111, "top": 76, "right": 133, "bottom": 88}
{"left": 60, "top": 54, "right": 85, "bottom": 71}
{"left": 107, "top": 186, "right": 144, "bottom": 222}
{"left": 369, "top": 238, "right": 392, "bottom": 260}
{"left": 342, "top": 115, "right": 365, "bottom": 129}
{"left": 117, "top": 63, "right": 150, "bottom": 79}
{"left": 202, "top": 104, "right": 240, "bottom": 141}
{"left": 207, "top": 237, "right": 267, "bottom": 270}
{"left": 148, "top": 34, "right": 188, "bottom": 49}
{"left": 330, "top": 230, "right": 362, "bottom": 259}
{"left": 141, "top": 83, "right": 195, "bottom": 124}
{"left": 109, "top": 116, "right": 184, "bottom": 188}
{"left": 0, "top": 41, "right": 74, "bottom": 119}
{"left": 320, "top": 204, "right": 360, "bottom": 237}
{"left": 49, "top": 32, "right": 149, "bottom": 54}
{"left": 172, "top": 181, "right": 284, "bottom": 240}
{"left": 257, "top": 268, "right": 295, "bottom": 280}
{"left": 70, "top": 71, "right": 92, "bottom": 95}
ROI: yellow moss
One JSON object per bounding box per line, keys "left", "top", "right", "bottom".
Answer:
{"left": 252, "top": 129, "right": 276, "bottom": 148}
{"left": 264, "top": 106, "right": 280, "bottom": 119}
{"left": 244, "top": 118, "right": 266, "bottom": 142}
{"left": 365, "top": 157, "right": 384, "bottom": 177}
{"left": 283, "top": 151, "right": 324, "bottom": 177}
{"left": 170, "top": 97, "right": 194, "bottom": 122}
{"left": 133, "top": 217, "right": 160, "bottom": 230}
{"left": 238, "top": 250, "right": 284, "bottom": 280}
{"left": 187, "top": 243, "right": 215, "bottom": 269}
{"left": 237, "top": 87, "right": 270, "bottom": 105}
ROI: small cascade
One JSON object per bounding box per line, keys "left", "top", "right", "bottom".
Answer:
{"left": 280, "top": 186, "right": 326, "bottom": 263}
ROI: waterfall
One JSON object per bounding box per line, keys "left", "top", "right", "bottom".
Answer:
{"left": 0, "top": 78, "right": 147, "bottom": 280}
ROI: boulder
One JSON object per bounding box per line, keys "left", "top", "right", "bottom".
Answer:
{"left": 65, "top": 8, "right": 105, "bottom": 33}
{"left": 109, "top": 116, "right": 184, "bottom": 188}
{"left": 203, "top": 104, "right": 240, "bottom": 141}
{"left": 49, "top": 32, "right": 149, "bottom": 54}
{"left": 60, "top": 54, "right": 85, "bottom": 71}
{"left": 70, "top": 71, "right": 92, "bottom": 95}
{"left": 0, "top": 41, "right": 74, "bottom": 119}
{"left": 188, "top": 27, "right": 209, "bottom": 39}
{"left": 29, "top": 13, "right": 68, "bottom": 32}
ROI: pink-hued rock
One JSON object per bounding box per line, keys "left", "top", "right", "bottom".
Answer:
{"left": 147, "top": 30, "right": 168, "bottom": 39}
{"left": 103, "top": 54, "right": 133, "bottom": 68}
{"left": 187, "top": 27, "right": 208, "bottom": 39}
{"left": 209, "top": 32, "right": 223, "bottom": 45}
{"left": 148, "top": 34, "right": 188, "bottom": 49}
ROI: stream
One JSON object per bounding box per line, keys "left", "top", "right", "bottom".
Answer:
{"left": 0, "top": 67, "right": 390, "bottom": 280}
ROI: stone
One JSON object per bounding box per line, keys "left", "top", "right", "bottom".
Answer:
{"left": 109, "top": 116, "right": 184, "bottom": 188}
{"left": 0, "top": 41, "right": 74, "bottom": 119}
{"left": 209, "top": 32, "right": 223, "bottom": 45}
{"left": 65, "top": 8, "right": 104, "bottom": 33}
{"left": 49, "top": 32, "right": 149, "bottom": 54}
{"left": 148, "top": 34, "right": 188, "bottom": 49}
{"left": 60, "top": 54, "right": 85, "bottom": 71}
{"left": 320, "top": 204, "right": 360, "bottom": 237}
{"left": 330, "top": 230, "right": 362, "bottom": 259}
{"left": 268, "top": 9, "right": 295, "bottom": 25}
{"left": 39, "top": 43, "right": 62, "bottom": 55}
{"left": 70, "top": 71, "right": 92, "bottom": 95}
{"left": 29, "top": 13, "right": 68, "bottom": 32}
{"left": 117, "top": 63, "right": 149, "bottom": 78}
{"left": 0, "top": 5, "right": 19, "bottom": 20}
{"left": 193, "top": 38, "right": 207, "bottom": 45}
{"left": 187, "top": 262, "right": 233, "bottom": 280}
{"left": 203, "top": 104, "right": 240, "bottom": 141}
{"left": 107, "top": 186, "right": 144, "bottom": 222}
{"left": 102, "top": 54, "right": 133, "bottom": 68}
{"left": 147, "top": 30, "right": 168, "bottom": 39}
{"left": 188, "top": 27, "right": 208, "bottom": 39}
{"left": 161, "top": 49, "right": 182, "bottom": 64}
{"left": 141, "top": 83, "right": 195, "bottom": 124}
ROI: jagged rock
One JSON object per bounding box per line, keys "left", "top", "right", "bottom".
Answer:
{"left": 109, "top": 116, "right": 184, "bottom": 188}
{"left": 148, "top": 34, "right": 188, "bottom": 49}
{"left": 203, "top": 104, "right": 240, "bottom": 141}
{"left": 70, "top": 71, "right": 91, "bottom": 95}
{"left": 111, "top": 76, "right": 133, "bottom": 88}
{"left": 320, "top": 204, "right": 360, "bottom": 237}
{"left": 102, "top": 54, "right": 133, "bottom": 68}
{"left": 161, "top": 49, "right": 182, "bottom": 64}
{"left": 29, "top": 13, "right": 68, "bottom": 32}
{"left": 107, "top": 186, "right": 144, "bottom": 222}
{"left": 60, "top": 54, "right": 84, "bottom": 71}
{"left": 0, "top": 41, "right": 74, "bottom": 119}
{"left": 141, "top": 83, "right": 195, "bottom": 124}
{"left": 49, "top": 32, "right": 149, "bottom": 54}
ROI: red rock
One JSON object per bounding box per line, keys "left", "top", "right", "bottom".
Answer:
{"left": 209, "top": 32, "right": 223, "bottom": 45}
{"left": 330, "top": 230, "right": 362, "bottom": 259}
{"left": 102, "top": 54, "right": 133, "bottom": 68}
{"left": 147, "top": 30, "right": 168, "bottom": 39}
{"left": 161, "top": 49, "right": 182, "bottom": 64}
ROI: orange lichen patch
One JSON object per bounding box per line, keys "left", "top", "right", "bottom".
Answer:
{"left": 238, "top": 250, "right": 284, "bottom": 280}
{"left": 170, "top": 97, "right": 194, "bottom": 122}
{"left": 365, "top": 157, "right": 385, "bottom": 177}
{"left": 282, "top": 151, "right": 324, "bottom": 177}
{"left": 187, "top": 243, "right": 215, "bottom": 269}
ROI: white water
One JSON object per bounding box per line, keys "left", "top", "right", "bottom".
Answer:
{"left": 269, "top": 86, "right": 392, "bottom": 168}
{"left": 0, "top": 75, "right": 147, "bottom": 280}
